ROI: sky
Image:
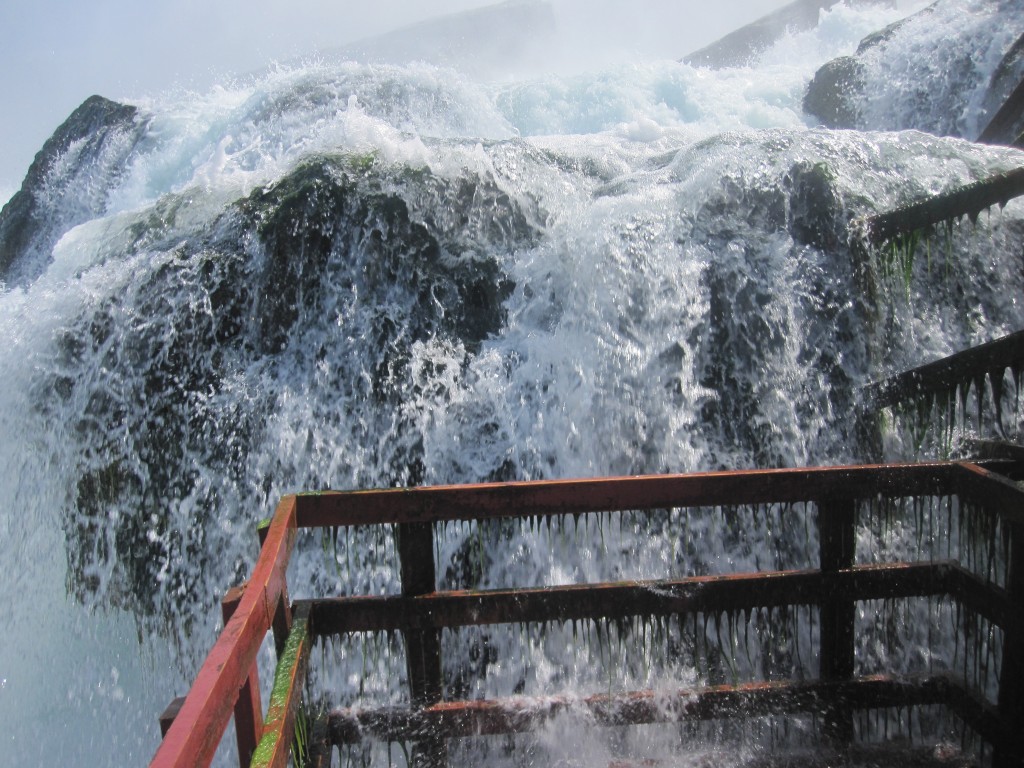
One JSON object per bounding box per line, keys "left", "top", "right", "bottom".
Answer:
{"left": 0, "top": 0, "right": 792, "bottom": 195}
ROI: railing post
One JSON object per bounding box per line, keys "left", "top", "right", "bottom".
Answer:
{"left": 397, "top": 521, "right": 446, "bottom": 768}
{"left": 222, "top": 584, "right": 264, "bottom": 768}
{"left": 159, "top": 697, "right": 186, "bottom": 738}
{"left": 818, "top": 497, "right": 856, "bottom": 747}
{"left": 995, "top": 522, "right": 1023, "bottom": 767}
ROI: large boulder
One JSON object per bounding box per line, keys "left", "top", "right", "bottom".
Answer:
{"left": 0, "top": 95, "right": 148, "bottom": 286}
{"left": 977, "top": 32, "right": 1024, "bottom": 145}
{"left": 803, "top": 56, "right": 865, "bottom": 129}
{"left": 683, "top": 0, "right": 891, "bottom": 70}
{"left": 803, "top": 0, "right": 1024, "bottom": 140}
{"left": 57, "top": 152, "right": 532, "bottom": 622}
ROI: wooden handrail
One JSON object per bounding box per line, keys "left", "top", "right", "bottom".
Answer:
{"left": 861, "top": 166, "right": 1024, "bottom": 247}
{"left": 298, "top": 562, "right": 955, "bottom": 635}
{"left": 954, "top": 460, "right": 1024, "bottom": 527}
{"left": 292, "top": 461, "right": 958, "bottom": 528}
{"left": 864, "top": 330, "right": 1024, "bottom": 413}
{"left": 154, "top": 461, "right": 1024, "bottom": 766}
{"left": 150, "top": 495, "right": 297, "bottom": 768}
{"left": 250, "top": 603, "right": 312, "bottom": 768}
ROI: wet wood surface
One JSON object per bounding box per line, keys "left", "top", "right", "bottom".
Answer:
{"left": 293, "top": 463, "right": 959, "bottom": 528}
{"left": 301, "top": 561, "right": 957, "bottom": 635}
{"left": 150, "top": 495, "right": 297, "bottom": 768}
{"left": 326, "top": 673, "right": 997, "bottom": 744}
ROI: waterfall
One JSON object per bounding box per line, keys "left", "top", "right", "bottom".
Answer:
{"left": 1, "top": 1, "right": 1022, "bottom": 764}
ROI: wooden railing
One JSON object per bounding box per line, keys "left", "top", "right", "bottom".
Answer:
{"left": 862, "top": 329, "right": 1024, "bottom": 456}
{"left": 153, "top": 496, "right": 297, "bottom": 768}
{"left": 859, "top": 167, "right": 1024, "bottom": 249}
{"left": 150, "top": 460, "right": 1024, "bottom": 768}
{"left": 865, "top": 330, "right": 1024, "bottom": 414}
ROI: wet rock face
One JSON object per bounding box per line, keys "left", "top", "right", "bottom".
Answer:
{"left": 242, "top": 157, "right": 521, "bottom": 357}
{"left": 684, "top": 0, "right": 836, "bottom": 69}
{"left": 0, "top": 95, "right": 148, "bottom": 286}
{"left": 59, "top": 153, "right": 529, "bottom": 623}
{"left": 803, "top": 0, "right": 1024, "bottom": 140}
{"left": 682, "top": 0, "right": 893, "bottom": 70}
{"left": 979, "top": 32, "right": 1024, "bottom": 145}
{"left": 787, "top": 160, "right": 843, "bottom": 252}
{"left": 803, "top": 56, "right": 865, "bottom": 130}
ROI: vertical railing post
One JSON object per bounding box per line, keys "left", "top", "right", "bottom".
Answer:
{"left": 818, "top": 496, "right": 856, "bottom": 747}
{"left": 397, "top": 521, "right": 446, "bottom": 767}
{"left": 259, "top": 516, "right": 294, "bottom": 657}
{"left": 222, "top": 584, "right": 264, "bottom": 768}
{"left": 158, "top": 697, "right": 186, "bottom": 738}
{"left": 995, "top": 521, "right": 1023, "bottom": 767}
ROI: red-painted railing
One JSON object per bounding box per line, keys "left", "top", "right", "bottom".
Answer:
{"left": 151, "top": 461, "right": 1024, "bottom": 768}
{"left": 151, "top": 496, "right": 297, "bottom": 768}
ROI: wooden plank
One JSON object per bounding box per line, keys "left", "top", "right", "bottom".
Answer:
{"left": 150, "top": 495, "right": 298, "bottom": 768}
{"left": 947, "top": 564, "right": 1021, "bottom": 634}
{"left": 302, "top": 562, "right": 956, "bottom": 635}
{"left": 965, "top": 441, "right": 1024, "bottom": 480}
{"left": 293, "top": 463, "right": 958, "bottom": 529}
{"left": 159, "top": 697, "right": 186, "bottom": 738}
{"left": 271, "top": 589, "right": 292, "bottom": 658}
{"left": 817, "top": 497, "right": 856, "bottom": 744}
{"left": 221, "top": 585, "right": 263, "bottom": 768}
{"left": 306, "top": 712, "right": 333, "bottom": 768}
{"left": 396, "top": 522, "right": 443, "bottom": 706}
{"left": 396, "top": 521, "right": 446, "bottom": 768}
{"left": 996, "top": 526, "right": 1024, "bottom": 767}
{"left": 818, "top": 498, "right": 856, "bottom": 681}
{"left": 250, "top": 602, "right": 313, "bottom": 768}
{"left": 325, "top": 674, "right": 974, "bottom": 744}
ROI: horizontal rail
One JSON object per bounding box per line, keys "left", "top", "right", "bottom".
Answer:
{"left": 150, "top": 496, "right": 298, "bottom": 768}
{"left": 863, "top": 166, "right": 1024, "bottom": 246}
{"left": 326, "top": 674, "right": 997, "bottom": 744}
{"left": 954, "top": 461, "right": 1024, "bottom": 528}
{"left": 949, "top": 564, "right": 1023, "bottom": 636}
{"left": 864, "top": 330, "right": 1024, "bottom": 411}
{"left": 301, "top": 562, "right": 956, "bottom": 635}
{"left": 292, "top": 462, "right": 959, "bottom": 528}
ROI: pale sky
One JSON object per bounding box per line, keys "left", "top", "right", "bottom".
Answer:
{"left": 0, "top": 0, "right": 791, "bottom": 191}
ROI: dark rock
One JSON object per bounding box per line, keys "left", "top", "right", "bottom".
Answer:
{"left": 803, "top": 56, "right": 865, "bottom": 129}
{"left": 240, "top": 156, "right": 522, "bottom": 358}
{"left": 803, "top": 0, "right": 1024, "bottom": 139}
{"left": 683, "top": 0, "right": 892, "bottom": 70}
{"left": 854, "top": 14, "right": 916, "bottom": 55}
{"left": 788, "top": 161, "right": 843, "bottom": 251}
{"left": 0, "top": 95, "right": 148, "bottom": 286}
{"left": 685, "top": 0, "right": 838, "bottom": 69}
{"left": 58, "top": 152, "right": 533, "bottom": 622}
{"left": 978, "top": 32, "right": 1024, "bottom": 144}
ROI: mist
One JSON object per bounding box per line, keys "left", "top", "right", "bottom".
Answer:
{"left": 0, "top": 0, "right": 794, "bottom": 192}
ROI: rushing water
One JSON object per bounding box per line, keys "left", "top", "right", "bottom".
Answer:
{"left": 2, "top": 1, "right": 1024, "bottom": 765}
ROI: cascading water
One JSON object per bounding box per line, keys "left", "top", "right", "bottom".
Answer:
{"left": 1, "top": 1, "right": 1023, "bottom": 765}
